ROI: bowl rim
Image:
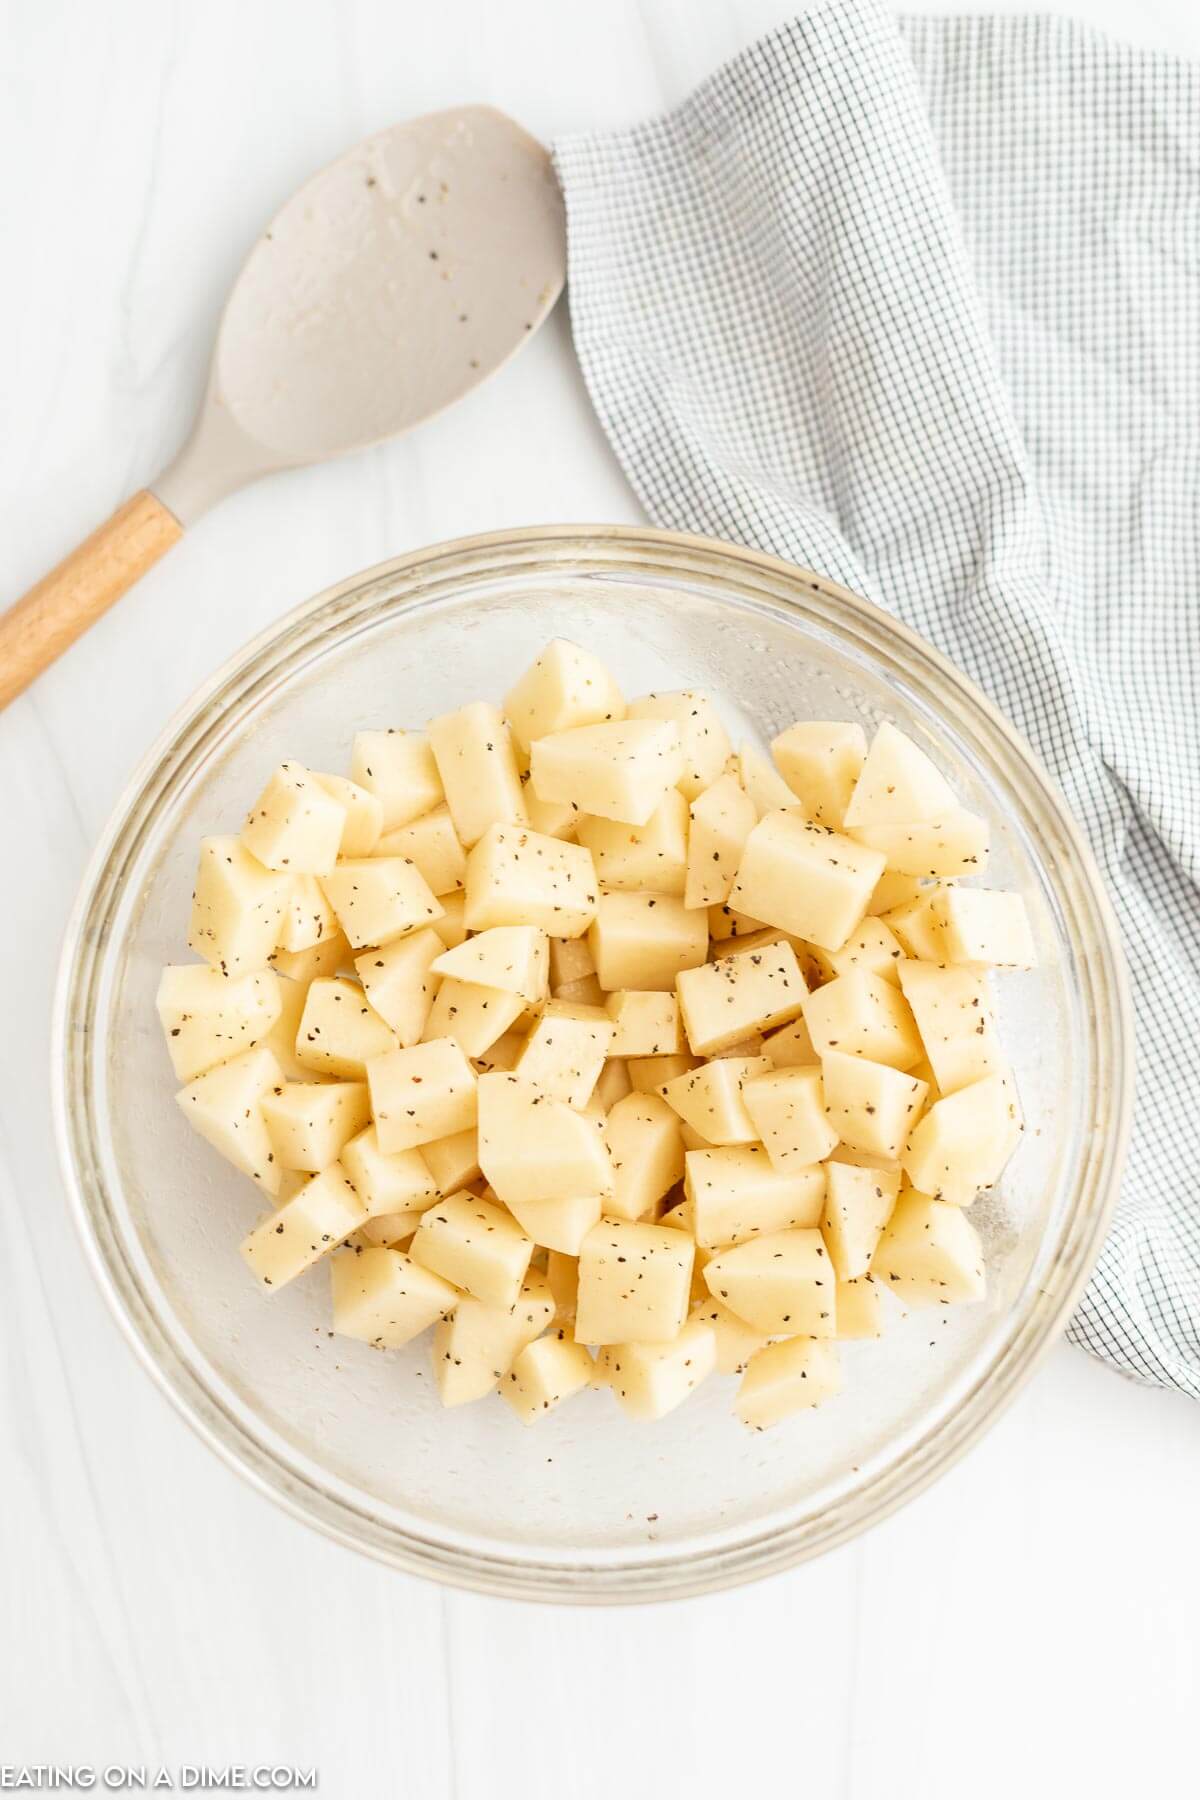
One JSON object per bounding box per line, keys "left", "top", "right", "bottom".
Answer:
{"left": 52, "top": 521, "right": 1135, "bottom": 1603}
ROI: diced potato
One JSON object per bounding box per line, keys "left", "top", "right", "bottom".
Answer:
{"left": 576, "top": 789, "right": 689, "bottom": 896}
{"left": 836, "top": 1276, "right": 884, "bottom": 1339}
{"left": 340, "top": 1125, "right": 438, "bottom": 1217}
{"left": 176, "top": 1044, "right": 284, "bottom": 1194}
{"left": 708, "top": 902, "right": 769, "bottom": 943}
{"left": 684, "top": 1145, "right": 825, "bottom": 1247}
{"left": 928, "top": 887, "right": 1036, "bottom": 967}
{"left": 827, "top": 916, "right": 906, "bottom": 987}
{"left": 367, "top": 1037, "right": 478, "bottom": 1153}
{"left": 598, "top": 1317, "right": 717, "bottom": 1419}
{"left": 313, "top": 772, "right": 383, "bottom": 857}
{"left": 575, "top": 1219, "right": 694, "bottom": 1344}
{"left": 660, "top": 1057, "right": 771, "bottom": 1146}
{"left": 881, "top": 892, "right": 946, "bottom": 960}
{"left": 872, "top": 1188, "right": 986, "bottom": 1304}
{"left": 421, "top": 1127, "right": 482, "bottom": 1195}
{"left": 240, "top": 1164, "right": 365, "bottom": 1287}
{"left": 737, "top": 743, "right": 796, "bottom": 816}
{"left": 821, "top": 1161, "right": 901, "bottom": 1279}
{"left": 730, "top": 811, "right": 885, "bottom": 952}
{"left": 896, "top": 961, "right": 1003, "bottom": 1095}
{"left": 821, "top": 1050, "right": 928, "bottom": 1159}
{"left": 501, "top": 1330, "right": 594, "bottom": 1421}
{"left": 770, "top": 722, "right": 867, "bottom": 828}
{"left": 843, "top": 723, "right": 957, "bottom": 829}
{"left": 275, "top": 874, "right": 338, "bottom": 955}
{"left": 604, "top": 990, "right": 683, "bottom": 1057}
{"left": 677, "top": 940, "right": 805, "bottom": 1055}
{"left": 741, "top": 1066, "right": 838, "bottom": 1169}
{"left": 867, "top": 869, "right": 925, "bottom": 916}
{"left": 375, "top": 805, "right": 466, "bottom": 895}
{"left": 157, "top": 964, "right": 282, "bottom": 1082}
{"left": 464, "top": 823, "right": 597, "bottom": 938}
{"left": 409, "top": 1190, "right": 533, "bottom": 1308}
{"left": 354, "top": 1210, "right": 423, "bottom": 1248}
{"left": 546, "top": 1251, "right": 579, "bottom": 1321}
{"left": 850, "top": 811, "right": 988, "bottom": 879}
{"left": 685, "top": 772, "right": 757, "bottom": 908}
{"left": 603, "top": 1092, "right": 685, "bottom": 1220}
{"left": 477, "top": 1073, "right": 613, "bottom": 1205}
{"left": 531, "top": 720, "right": 684, "bottom": 827}
{"left": 430, "top": 887, "right": 468, "bottom": 949}
{"left": 761, "top": 1015, "right": 819, "bottom": 1069}
{"left": 902, "top": 1074, "right": 1019, "bottom": 1204}
{"left": 427, "top": 701, "right": 528, "bottom": 847}
{"left": 688, "top": 1297, "right": 769, "bottom": 1374}
{"left": 704, "top": 1228, "right": 835, "bottom": 1336}
{"left": 549, "top": 937, "right": 595, "bottom": 988}
{"left": 627, "top": 1052, "right": 700, "bottom": 1093}
{"left": 433, "top": 1268, "right": 556, "bottom": 1405}
{"left": 514, "top": 1001, "right": 614, "bottom": 1108}
{"left": 320, "top": 857, "right": 443, "bottom": 950}
{"left": 241, "top": 761, "right": 347, "bottom": 875}
{"left": 269, "top": 931, "right": 351, "bottom": 986}
{"left": 504, "top": 639, "right": 626, "bottom": 751}
{"left": 257, "top": 973, "right": 316, "bottom": 1082}
{"left": 802, "top": 969, "right": 923, "bottom": 1070}
{"left": 736, "top": 1338, "right": 841, "bottom": 1427}
{"left": 627, "top": 690, "right": 732, "bottom": 800}
{"left": 262, "top": 1080, "right": 371, "bottom": 1172}
{"left": 331, "top": 1245, "right": 458, "bottom": 1346}
{"left": 422, "top": 976, "right": 526, "bottom": 1059}
{"left": 588, "top": 891, "right": 707, "bottom": 993}
{"left": 431, "top": 925, "right": 549, "bottom": 1002}
{"left": 350, "top": 730, "right": 443, "bottom": 831}
{"left": 294, "top": 977, "right": 398, "bottom": 1078}
{"left": 354, "top": 928, "right": 442, "bottom": 1047}
{"left": 187, "top": 836, "right": 292, "bottom": 977}
{"left": 505, "top": 1192, "right": 604, "bottom": 1256}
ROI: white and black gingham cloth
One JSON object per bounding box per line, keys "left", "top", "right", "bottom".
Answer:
{"left": 554, "top": 2, "right": 1200, "bottom": 1397}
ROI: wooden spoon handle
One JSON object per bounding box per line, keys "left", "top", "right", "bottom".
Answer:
{"left": 0, "top": 490, "right": 182, "bottom": 708}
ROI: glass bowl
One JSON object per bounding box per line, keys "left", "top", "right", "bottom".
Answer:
{"left": 53, "top": 525, "right": 1132, "bottom": 1603}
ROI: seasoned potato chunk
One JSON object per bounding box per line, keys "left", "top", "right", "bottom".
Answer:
{"left": 902, "top": 1074, "right": 1020, "bottom": 1204}
{"left": 319, "top": 857, "right": 442, "bottom": 949}
{"left": 588, "top": 891, "right": 708, "bottom": 993}
{"left": 684, "top": 1145, "right": 825, "bottom": 1247}
{"left": 896, "top": 960, "right": 1003, "bottom": 1095}
{"left": 421, "top": 1127, "right": 482, "bottom": 1195}
{"left": 431, "top": 924, "right": 548, "bottom": 1001}
{"left": 627, "top": 690, "right": 732, "bottom": 799}
{"left": 531, "top": 719, "right": 684, "bottom": 827}
{"left": 688, "top": 1296, "right": 769, "bottom": 1374}
{"left": 677, "top": 941, "right": 805, "bottom": 1055}
{"left": 504, "top": 1192, "right": 604, "bottom": 1257}
{"left": 433, "top": 1268, "right": 556, "bottom": 1405}
{"left": 157, "top": 964, "right": 282, "bottom": 1083}
{"left": 736, "top": 1338, "right": 841, "bottom": 1427}
{"left": 313, "top": 772, "right": 383, "bottom": 857}
{"left": 872, "top": 1188, "right": 986, "bottom": 1304}
{"left": 850, "top": 811, "right": 988, "bottom": 879}
{"left": 366, "top": 1037, "right": 478, "bottom": 1153}
{"left": 188, "top": 836, "right": 292, "bottom": 977}
{"left": 422, "top": 976, "right": 526, "bottom": 1059}
{"left": 827, "top": 916, "right": 906, "bottom": 987}
{"left": 704, "top": 1227, "right": 835, "bottom": 1336}
{"left": 410, "top": 1190, "right": 533, "bottom": 1308}
{"left": 354, "top": 929, "right": 442, "bottom": 1047}
{"left": 730, "top": 812, "right": 885, "bottom": 952}
{"left": 514, "top": 1001, "right": 614, "bottom": 1108}
{"left": 821, "top": 1161, "right": 901, "bottom": 1280}
{"left": 737, "top": 743, "right": 797, "bottom": 816}
{"left": 603, "top": 1091, "right": 685, "bottom": 1220}
{"left": 464, "top": 824, "right": 597, "bottom": 937}
{"left": 770, "top": 722, "right": 866, "bottom": 828}
{"left": 503, "top": 639, "right": 625, "bottom": 751}
{"left": 262, "top": 1080, "right": 371, "bottom": 1172}
{"left": 427, "top": 702, "right": 528, "bottom": 847}
{"left": 241, "top": 761, "right": 347, "bottom": 875}
{"left": 836, "top": 1276, "right": 884, "bottom": 1339}
{"left": 501, "top": 1331, "right": 595, "bottom": 1421}
{"left": 375, "top": 805, "right": 466, "bottom": 895}
{"left": 599, "top": 1317, "right": 717, "bottom": 1419}
{"left": 928, "top": 887, "right": 1036, "bottom": 967}
{"left": 685, "top": 772, "right": 756, "bottom": 908}
{"left": 843, "top": 723, "right": 957, "bottom": 829}
{"left": 741, "top": 1066, "right": 837, "bottom": 1170}
{"left": 821, "top": 1050, "right": 928, "bottom": 1160}
{"left": 477, "top": 1073, "right": 613, "bottom": 1205}
{"left": 605, "top": 989, "right": 684, "bottom": 1057}
{"left": 576, "top": 789, "right": 689, "bottom": 896}
{"left": 350, "top": 730, "right": 443, "bottom": 831}
{"left": 802, "top": 969, "right": 923, "bottom": 1070}
{"left": 575, "top": 1219, "right": 694, "bottom": 1345}
{"left": 175, "top": 1044, "right": 283, "bottom": 1195}
{"left": 660, "top": 1057, "right": 771, "bottom": 1146}
{"left": 340, "top": 1125, "right": 438, "bottom": 1217}
{"left": 331, "top": 1245, "right": 458, "bottom": 1347}
{"left": 294, "top": 977, "right": 398, "bottom": 1078}
{"left": 240, "top": 1165, "right": 365, "bottom": 1288}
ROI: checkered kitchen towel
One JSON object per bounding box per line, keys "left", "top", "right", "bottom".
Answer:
{"left": 554, "top": 3, "right": 1200, "bottom": 1396}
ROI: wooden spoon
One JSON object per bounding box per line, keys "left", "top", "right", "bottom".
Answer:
{"left": 1, "top": 106, "right": 565, "bottom": 708}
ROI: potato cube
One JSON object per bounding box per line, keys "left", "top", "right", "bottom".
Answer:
{"left": 262, "top": 1080, "right": 371, "bottom": 1172}
{"left": 464, "top": 824, "right": 597, "bottom": 937}
{"left": 433, "top": 1268, "right": 557, "bottom": 1405}
{"left": 313, "top": 772, "right": 383, "bottom": 857}
{"left": 546, "top": 1251, "right": 579, "bottom": 1321}
{"left": 850, "top": 811, "right": 989, "bottom": 879}
{"left": 432, "top": 925, "right": 548, "bottom": 1002}
{"left": 340, "top": 1125, "right": 438, "bottom": 1217}
{"left": 730, "top": 811, "right": 885, "bottom": 952}
{"left": 688, "top": 1297, "right": 769, "bottom": 1374}
{"left": 599, "top": 1317, "right": 717, "bottom": 1420}
{"left": 350, "top": 730, "right": 443, "bottom": 831}
{"left": 294, "top": 977, "right": 399, "bottom": 1078}
{"left": 708, "top": 902, "right": 769, "bottom": 943}
{"left": 477, "top": 1073, "right": 613, "bottom": 1205}
{"left": 836, "top": 1276, "right": 884, "bottom": 1339}
{"left": 514, "top": 1001, "right": 614, "bottom": 1108}
{"left": 409, "top": 1190, "right": 533, "bottom": 1308}
{"left": 902, "top": 1074, "right": 1019, "bottom": 1204}
{"left": 187, "top": 836, "right": 292, "bottom": 977}
{"left": 821, "top": 1050, "right": 925, "bottom": 1160}
{"left": 684, "top": 1145, "right": 825, "bottom": 1247}
{"left": 736, "top": 1338, "right": 841, "bottom": 1427}
{"left": 677, "top": 940, "right": 805, "bottom": 1055}
{"left": 827, "top": 916, "right": 906, "bottom": 987}
{"left": 867, "top": 869, "right": 924, "bottom": 916}
{"left": 504, "top": 639, "right": 626, "bottom": 750}
{"left": 627, "top": 1052, "right": 700, "bottom": 1093}
{"left": 881, "top": 892, "right": 945, "bottom": 961}
{"left": 501, "top": 1331, "right": 594, "bottom": 1421}
{"left": 505, "top": 1192, "right": 604, "bottom": 1256}
{"left": 704, "top": 1228, "right": 834, "bottom": 1336}
{"left": 737, "top": 743, "right": 797, "bottom": 816}
{"left": 275, "top": 874, "right": 338, "bottom": 955}
{"left": 576, "top": 788, "right": 689, "bottom": 896}
{"left": 660, "top": 1057, "right": 771, "bottom": 1146}
{"left": 683, "top": 772, "right": 757, "bottom": 909}
{"left": 531, "top": 719, "right": 684, "bottom": 827}
{"left": 240, "top": 1164, "right": 365, "bottom": 1288}
{"left": 420, "top": 1125, "right": 479, "bottom": 1191}
{"left": 872, "top": 1188, "right": 986, "bottom": 1304}
{"left": 928, "top": 887, "right": 1036, "bottom": 967}
{"left": 367, "top": 1038, "right": 478, "bottom": 1153}
{"left": 430, "top": 889, "right": 468, "bottom": 949}
{"left": 626, "top": 690, "right": 732, "bottom": 800}
{"left": 319, "top": 857, "right": 442, "bottom": 950}
{"left": 802, "top": 969, "right": 923, "bottom": 1070}
{"left": 240, "top": 761, "right": 347, "bottom": 875}
{"left": 269, "top": 931, "right": 351, "bottom": 987}
{"left": 575, "top": 1219, "right": 694, "bottom": 1344}
{"left": 588, "top": 892, "right": 707, "bottom": 993}
{"left": 375, "top": 805, "right": 466, "bottom": 895}
{"left": 355, "top": 1210, "right": 423, "bottom": 1248}
{"left": 896, "top": 961, "right": 1003, "bottom": 1095}
{"left": 821, "top": 1161, "right": 901, "bottom": 1279}
{"left": 157, "top": 964, "right": 282, "bottom": 1082}
{"left": 604, "top": 990, "right": 683, "bottom": 1057}
{"left": 843, "top": 723, "right": 958, "bottom": 829}
{"left": 176, "top": 1044, "right": 284, "bottom": 1194}
{"left": 257, "top": 976, "right": 318, "bottom": 1082}
{"left": 427, "top": 701, "right": 528, "bottom": 846}
{"left": 354, "top": 928, "right": 442, "bottom": 1047}
{"left": 331, "top": 1245, "right": 458, "bottom": 1347}
{"left": 741, "top": 1066, "right": 838, "bottom": 1170}
{"left": 770, "top": 722, "right": 867, "bottom": 828}
{"left": 603, "top": 1091, "right": 685, "bottom": 1220}
{"left": 422, "top": 976, "right": 526, "bottom": 1059}
{"left": 761, "top": 1015, "right": 819, "bottom": 1069}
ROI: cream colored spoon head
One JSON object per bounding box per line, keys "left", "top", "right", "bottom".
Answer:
{"left": 2, "top": 106, "right": 565, "bottom": 708}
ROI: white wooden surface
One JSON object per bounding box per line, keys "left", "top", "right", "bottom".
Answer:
{"left": 3, "top": 1, "right": 1198, "bottom": 1792}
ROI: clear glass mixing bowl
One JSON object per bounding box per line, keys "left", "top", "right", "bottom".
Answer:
{"left": 53, "top": 526, "right": 1133, "bottom": 1602}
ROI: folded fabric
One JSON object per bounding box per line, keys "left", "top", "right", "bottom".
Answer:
{"left": 554, "top": 1, "right": 1200, "bottom": 1396}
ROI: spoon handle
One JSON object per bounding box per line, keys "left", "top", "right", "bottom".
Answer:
{"left": 0, "top": 491, "right": 182, "bottom": 708}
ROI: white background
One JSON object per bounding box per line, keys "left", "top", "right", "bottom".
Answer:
{"left": 3, "top": 1, "right": 1198, "bottom": 1794}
